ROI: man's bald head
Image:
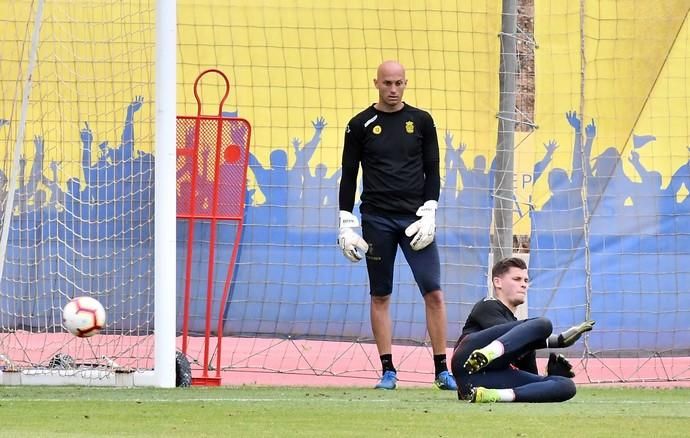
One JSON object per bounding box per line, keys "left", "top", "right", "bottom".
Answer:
{"left": 376, "top": 60, "right": 406, "bottom": 80}
{"left": 374, "top": 60, "right": 407, "bottom": 112}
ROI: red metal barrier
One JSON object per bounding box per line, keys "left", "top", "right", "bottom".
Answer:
{"left": 176, "top": 69, "right": 251, "bottom": 385}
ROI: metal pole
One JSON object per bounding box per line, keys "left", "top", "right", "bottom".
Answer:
{"left": 493, "top": 0, "right": 518, "bottom": 262}
{"left": 154, "top": 0, "right": 177, "bottom": 388}
{"left": 0, "top": 0, "right": 45, "bottom": 290}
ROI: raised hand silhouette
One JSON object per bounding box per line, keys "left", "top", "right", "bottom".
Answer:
{"left": 312, "top": 116, "right": 327, "bottom": 131}
{"left": 565, "top": 110, "right": 581, "bottom": 132}
{"left": 585, "top": 119, "right": 596, "bottom": 139}
{"left": 80, "top": 122, "right": 93, "bottom": 148}
{"left": 544, "top": 139, "right": 558, "bottom": 154}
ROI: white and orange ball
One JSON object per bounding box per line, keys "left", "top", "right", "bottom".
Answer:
{"left": 62, "top": 296, "right": 106, "bottom": 338}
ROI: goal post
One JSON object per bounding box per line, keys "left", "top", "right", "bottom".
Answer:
{"left": 154, "top": 0, "right": 178, "bottom": 389}
{"left": 0, "top": 0, "right": 177, "bottom": 387}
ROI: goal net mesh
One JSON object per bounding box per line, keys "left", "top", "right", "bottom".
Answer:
{"left": 2, "top": 0, "right": 689, "bottom": 385}
{"left": 0, "top": 0, "right": 156, "bottom": 377}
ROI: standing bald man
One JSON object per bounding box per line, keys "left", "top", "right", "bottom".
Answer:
{"left": 337, "top": 61, "right": 457, "bottom": 391}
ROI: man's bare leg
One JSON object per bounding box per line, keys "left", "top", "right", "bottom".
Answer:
{"left": 424, "top": 289, "right": 447, "bottom": 354}
{"left": 371, "top": 295, "right": 392, "bottom": 355}
{"left": 371, "top": 294, "right": 397, "bottom": 389}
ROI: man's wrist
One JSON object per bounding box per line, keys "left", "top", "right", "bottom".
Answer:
{"left": 339, "top": 210, "right": 359, "bottom": 229}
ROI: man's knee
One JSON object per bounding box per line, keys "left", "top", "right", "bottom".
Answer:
{"left": 551, "top": 375, "right": 577, "bottom": 402}
{"left": 532, "top": 317, "right": 553, "bottom": 338}
{"left": 423, "top": 289, "right": 444, "bottom": 309}
{"left": 371, "top": 294, "right": 390, "bottom": 310}
{"left": 562, "top": 378, "right": 577, "bottom": 401}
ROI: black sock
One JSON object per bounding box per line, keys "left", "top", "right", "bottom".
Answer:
{"left": 433, "top": 354, "right": 448, "bottom": 377}
{"left": 380, "top": 354, "right": 396, "bottom": 373}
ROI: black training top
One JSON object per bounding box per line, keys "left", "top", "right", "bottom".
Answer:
{"left": 458, "top": 297, "right": 538, "bottom": 374}
{"left": 338, "top": 103, "right": 440, "bottom": 215}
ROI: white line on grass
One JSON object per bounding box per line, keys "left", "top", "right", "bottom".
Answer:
{"left": 4, "top": 398, "right": 389, "bottom": 403}
{"left": 6, "top": 398, "right": 690, "bottom": 404}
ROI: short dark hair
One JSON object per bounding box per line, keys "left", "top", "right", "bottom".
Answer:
{"left": 492, "top": 257, "right": 527, "bottom": 279}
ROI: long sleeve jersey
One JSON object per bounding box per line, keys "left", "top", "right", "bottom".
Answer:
{"left": 339, "top": 103, "right": 440, "bottom": 215}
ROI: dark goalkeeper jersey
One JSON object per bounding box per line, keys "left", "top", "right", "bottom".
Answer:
{"left": 458, "top": 297, "right": 538, "bottom": 374}
{"left": 338, "top": 103, "right": 440, "bottom": 216}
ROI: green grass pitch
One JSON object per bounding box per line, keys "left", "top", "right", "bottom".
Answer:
{"left": 0, "top": 386, "right": 688, "bottom": 437}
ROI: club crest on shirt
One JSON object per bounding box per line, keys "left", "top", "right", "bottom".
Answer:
{"left": 372, "top": 125, "right": 382, "bottom": 135}
{"left": 405, "top": 121, "right": 414, "bottom": 134}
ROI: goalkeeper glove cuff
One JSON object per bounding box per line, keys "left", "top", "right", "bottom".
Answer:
{"left": 338, "top": 211, "right": 368, "bottom": 263}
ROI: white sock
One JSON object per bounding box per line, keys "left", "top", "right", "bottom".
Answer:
{"left": 496, "top": 389, "right": 516, "bottom": 402}
{"left": 482, "top": 340, "right": 505, "bottom": 358}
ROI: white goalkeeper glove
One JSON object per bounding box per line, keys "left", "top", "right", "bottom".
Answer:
{"left": 338, "top": 210, "right": 369, "bottom": 263}
{"left": 404, "top": 200, "right": 438, "bottom": 251}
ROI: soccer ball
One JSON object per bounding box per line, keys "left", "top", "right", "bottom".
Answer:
{"left": 62, "top": 296, "right": 106, "bottom": 338}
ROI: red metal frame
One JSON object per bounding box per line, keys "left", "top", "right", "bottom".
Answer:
{"left": 176, "top": 69, "right": 251, "bottom": 385}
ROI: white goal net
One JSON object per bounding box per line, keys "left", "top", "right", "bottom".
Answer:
{"left": 0, "top": 0, "right": 175, "bottom": 386}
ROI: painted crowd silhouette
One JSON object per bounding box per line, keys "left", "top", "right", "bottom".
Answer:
{"left": 0, "top": 97, "right": 154, "bottom": 332}
{"left": 1, "top": 106, "right": 688, "bottom": 351}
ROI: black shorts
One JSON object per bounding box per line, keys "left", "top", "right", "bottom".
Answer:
{"left": 361, "top": 212, "right": 441, "bottom": 296}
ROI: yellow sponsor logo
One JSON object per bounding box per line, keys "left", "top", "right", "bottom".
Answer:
{"left": 373, "top": 125, "right": 382, "bottom": 134}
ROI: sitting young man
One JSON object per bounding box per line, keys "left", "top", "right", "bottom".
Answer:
{"left": 450, "top": 257, "right": 594, "bottom": 403}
